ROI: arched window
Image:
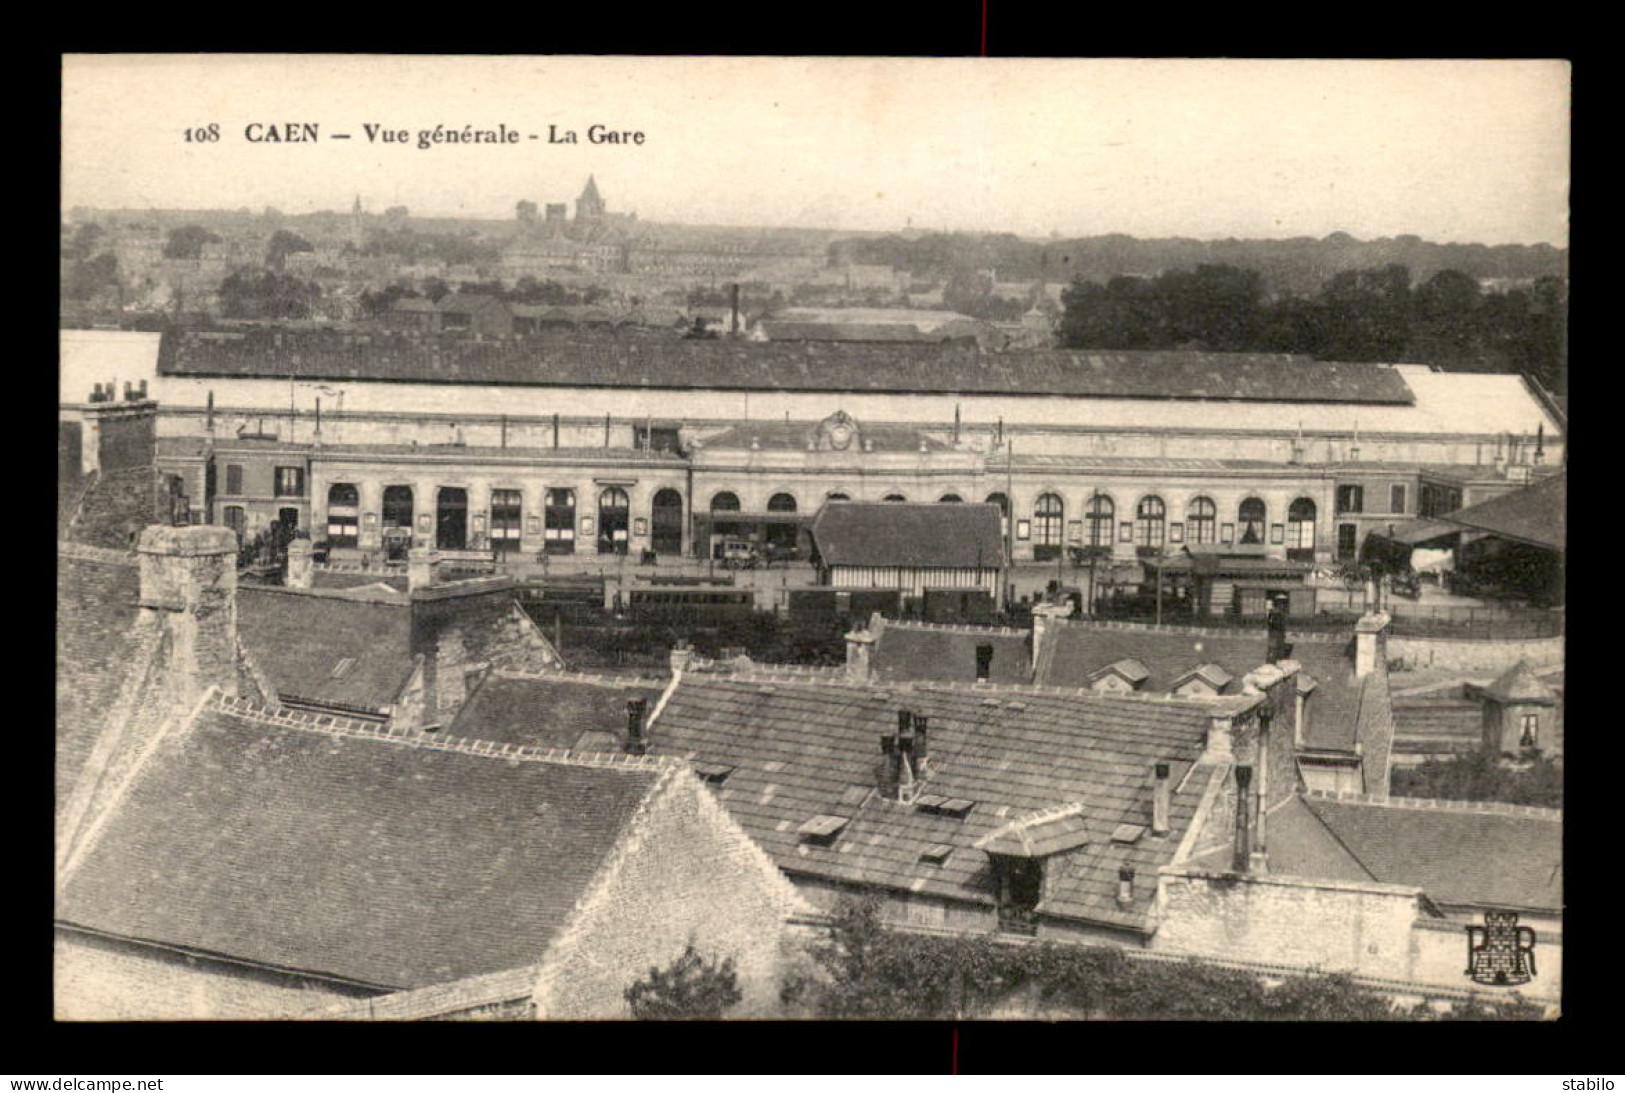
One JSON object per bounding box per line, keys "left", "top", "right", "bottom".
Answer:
{"left": 1287, "top": 497, "right": 1317, "bottom": 560}
{"left": 1238, "top": 497, "right": 1267, "bottom": 545}
{"left": 544, "top": 488, "right": 576, "bottom": 555}
{"left": 710, "top": 490, "right": 743, "bottom": 537}
{"left": 1134, "top": 496, "right": 1166, "bottom": 550}
{"left": 1186, "top": 497, "right": 1217, "bottom": 545}
{"left": 1033, "top": 493, "right": 1064, "bottom": 560}
{"left": 766, "top": 492, "right": 798, "bottom": 549}
{"left": 882, "top": 493, "right": 907, "bottom": 502}
{"left": 938, "top": 493, "right": 963, "bottom": 503}
{"left": 1085, "top": 495, "right": 1115, "bottom": 547}
{"left": 490, "top": 489, "right": 523, "bottom": 556}
{"left": 326, "top": 483, "right": 360, "bottom": 548}
{"left": 651, "top": 488, "right": 684, "bottom": 556}
{"left": 826, "top": 491, "right": 851, "bottom": 501}
{"left": 985, "top": 492, "right": 1009, "bottom": 515}
{"left": 598, "top": 487, "right": 630, "bottom": 555}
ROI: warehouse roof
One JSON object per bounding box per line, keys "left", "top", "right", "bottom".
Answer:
{"left": 810, "top": 502, "right": 1005, "bottom": 569}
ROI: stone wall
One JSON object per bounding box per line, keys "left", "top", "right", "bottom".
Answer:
{"left": 55, "top": 930, "right": 365, "bottom": 1020}
{"left": 1388, "top": 635, "right": 1564, "bottom": 675}
{"left": 1154, "top": 867, "right": 1423, "bottom": 982}
{"left": 532, "top": 769, "right": 810, "bottom": 1020}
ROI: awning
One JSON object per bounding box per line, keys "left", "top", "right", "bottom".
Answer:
{"left": 1379, "top": 518, "right": 1463, "bottom": 546}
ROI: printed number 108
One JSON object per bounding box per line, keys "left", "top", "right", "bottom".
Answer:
{"left": 185, "top": 124, "right": 221, "bottom": 142}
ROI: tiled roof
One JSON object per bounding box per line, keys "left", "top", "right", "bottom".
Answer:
{"left": 1440, "top": 471, "right": 1565, "bottom": 551}
{"left": 1291, "top": 793, "right": 1562, "bottom": 914}
{"left": 810, "top": 503, "right": 1004, "bottom": 570}
{"left": 1391, "top": 698, "right": 1483, "bottom": 756}
{"left": 235, "top": 587, "right": 415, "bottom": 713}
{"left": 55, "top": 702, "right": 665, "bottom": 989}
{"left": 55, "top": 547, "right": 143, "bottom": 806}
{"left": 646, "top": 676, "right": 1225, "bottom": 932}
{"left": 693, "top": 421, "right": 953, "bottom": 453}
{"left": 1481, "top": 659, "right": 1559, "bottom": 705}
{"left": 450, "top": 672, "right": 667, "bottom": 749}
{"left": 155, "top": 330, "right": 1417, "bottom": 403}
{"left": 871, "top": 622, "right": 1032, "bottom": 685}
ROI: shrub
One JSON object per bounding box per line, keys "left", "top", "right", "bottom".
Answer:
{"left": 624, "top": 944, "right": 743, "bottom": 1020}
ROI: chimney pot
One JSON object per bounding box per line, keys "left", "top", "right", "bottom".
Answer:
{"left": 913, "top": 715, "right": 929, "bottom": 765}
{"left": 1117, "top": 867, "right": 1135, "bottom": 905}
{"left": 625, "top": 697, "right": 649, "bottom": 755}
{"left": 1151, "top": 761, "right": 1171, "bottom": 836}
{"left": 1233, "top": 764, "right": 1255, "bottom": 873}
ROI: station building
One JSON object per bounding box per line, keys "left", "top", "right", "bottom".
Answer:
{"left": 61, "top": 328, "right": 1564, "bottom": 568}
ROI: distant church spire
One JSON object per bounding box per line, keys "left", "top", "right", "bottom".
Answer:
{"left": 350, "top": 195, "right": 364, "bottom": 249}
{"left": 576, "top": 175, "right": 605, "bottom": 223}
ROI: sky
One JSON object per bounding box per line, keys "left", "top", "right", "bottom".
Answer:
{"left": 61, "top": 56, "right": 1570, "bottom": 246}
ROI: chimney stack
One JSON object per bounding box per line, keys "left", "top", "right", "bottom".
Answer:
{"left": 1030, "top": 601, "right": 1072, "bottom": 672}
{"left": 625, "top": 697, "right": 649, "bottom": 755}
{"left": 879, "top": 732, "right": 901, "bottom": 798}
{"left": 136, "top": 525, "right": 241, "bottom": 706}
{"left": 1265, "top": 597, "right": 1290, "bottom": 664}
{"left": 408, "top": 547, "right": 440, "bottom": 592}
{"left": 1117, "top": 867, "right": 1135, "bottom": 906}
{"left": 669, "top": 640, "right": 694, "bottom": 677}
{"left": 1354, "top": 612, "right": 1391, "bottom": 678}
{"left": 1151, "top": 761, "right": 1171, "bottom": 836}
{"left": 844, "top": 627, "right": 876, "bottom": 683}
{"left": 285, "top": 537, "right": 314, "bottom": 590}
{"left": 912, "top": 714, "right": 929, "bottom": 767}
{"left": 1232, "top": 764, "right": 1254, "bottom": 874}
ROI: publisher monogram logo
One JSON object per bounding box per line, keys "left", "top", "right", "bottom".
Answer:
{"left": 1465, "top": 911, "right": 1537, "bottom": 986}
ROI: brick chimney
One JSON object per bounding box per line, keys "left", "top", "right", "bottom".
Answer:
{"left": 136, "top": 524, "right": 240, "bottom": 706}
{"left": 669, "top": 640, "right": 694, "bottom": 677}
{"left": 408, "top": 547, "right": 440, "bottom": 592}
{"left": 912, "top": 714, "right": 929, "bottom": 768}
{"left": 1117, "top": 867, "right": 1135, "bottom": 906}
{"left": 1354, "top": 611, "right": 1391, "bottom": 678}
{"left": 625, "top": 697, "right": 649, "bottom": 755}
{"left": 1151, "top": 762, "right": 1171, "bottom": 836}
{"left": 1232, "top": 764, "right": 1254, "bottom": 874}
{"left": 975, "top": 643, "right": 994, "bottom": 682}
{"left": 285, "top": 537, "right": 314, "bottom": 590}
{"left": 844, "top": 627, "right": 876, "bottom": 683}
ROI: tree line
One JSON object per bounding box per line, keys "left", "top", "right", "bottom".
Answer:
{"left": 1058, "top": 264, "right": 1567, "bottom": 394}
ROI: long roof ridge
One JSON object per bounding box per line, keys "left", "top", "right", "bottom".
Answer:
{"left": 1301, "top": 787, "right": 1561, "bottom": 821}
{"left": 208, "top": 693, "right": 679, "bottom": 773}
{"left": 881, "top": 618, "right": 1030, "bottom": 637}
{"left": 687, "top": 672, "right": 1251, "bottom": 711}
{"left": 486, "top": 667, "right": 668, "bottom": 688}
{"left": 1054, "top": 616, "right": 1350, "bottom": 644}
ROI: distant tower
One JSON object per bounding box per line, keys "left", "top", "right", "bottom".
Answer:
{"left": 575, "top": 175, "right": 605, "bottom": 224}
{"left": 350, "top": 195, "right": 364, "bottom": 250}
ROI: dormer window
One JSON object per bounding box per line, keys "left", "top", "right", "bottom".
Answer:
{"left": 1089, "top": 658, "right": 1150, "bottom": 694}
{"left": 1171, "top": 663, "right": 1233, "bottom": 699}
{"left": 989, "top": 856, "right": 1042, "bottom": 935}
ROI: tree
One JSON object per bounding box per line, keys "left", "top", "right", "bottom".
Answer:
{"left": 265, "top": 229, "right": 315, "bottom": 271}
{"left": 1391, "top": 752, "right": 1562, "bottom": 809}
{"left": 217, "top": 269, "right": 321, "bottom": 320}
{"left": 624, "top": 944, "right": 742, "bottom": 1020}
{"left": 163, "top": 225, "right": 221, "bottom": 260}
{"left": 63, "top": 251, "right": 120, "bottom": 302}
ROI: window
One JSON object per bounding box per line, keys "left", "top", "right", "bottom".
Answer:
{"left": 1520, "top": 712, "right": 1539, "bottom": 749}
{"left": 1390, "top": 484, "right": 1407, "bottom": 514}
{"left": 1287, "top": 498, "right": 1316, "bottom": 561}
{"left": 382, "top": 485, "right": 414, "bottom": 531}
{"left": 1419, "top": 483, "right": 1463, "bottom": 518}
{"left": 223, "top": 505, "right": 246, "bottom": 541}
{"left": 490, "top": 489, "right": 523, "bottom": 555}
{"left": 766, "top": 492, "right": 798, "bottom": 549}
{"left": 710, "top": 490, "right": 742, "bottom": 537}
{"left": 1085, "top": 495, "right": 1115, "bottom": 547}
{"left": 225, "top": 464, "right": 243, "bottom": 495}
{"left": 826, "top": 491, "right": 851, "bottom": 501}
{"left": 767, "top": 492, "right": 797, "bottom": 512}
{"left": 1032, "top": 493, "right": 1064, "bottom": 559}
{"left": 326, "top": 483, "right": 360, "bottom": 548}
{"left": 544, "top": 488, "right": 576, "bottom": 554}
{"left": 1134, "top": 496, "right": 1166, "bottom": 550}
{"left": 1238, "top": 498, "right": 1266, "bottom": 545}
{"left": 598, "top": 487, "right": 630, "bottom": 555}
{"left": 1335, "top": 484, "right": 1364, "bottom": 515}
{"left": 274, "top": 466, "right": 305, "bottom": 497}
{"left": 986, "top": 492, "right": 1010, "bottom": 539}
{"left": 651, "top": 488, "right": 684, "bottom": 555}
{"left": 882, "top": 493, "right": 907, "bottom": 502}
{"left": 938, "top": 493, "right": 962, "bottom": 503}
{"left": 436, "top": 487, "right": 468, "bottom": 550}
{"left": 1336, "top": 523, "right": 1359, "bottom": 560}
{"left": 1186, "top": 497, "right": 1217, "bottom": 544}
{"left": 994, "top": 856, "right": 1042, "bottom": 936}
